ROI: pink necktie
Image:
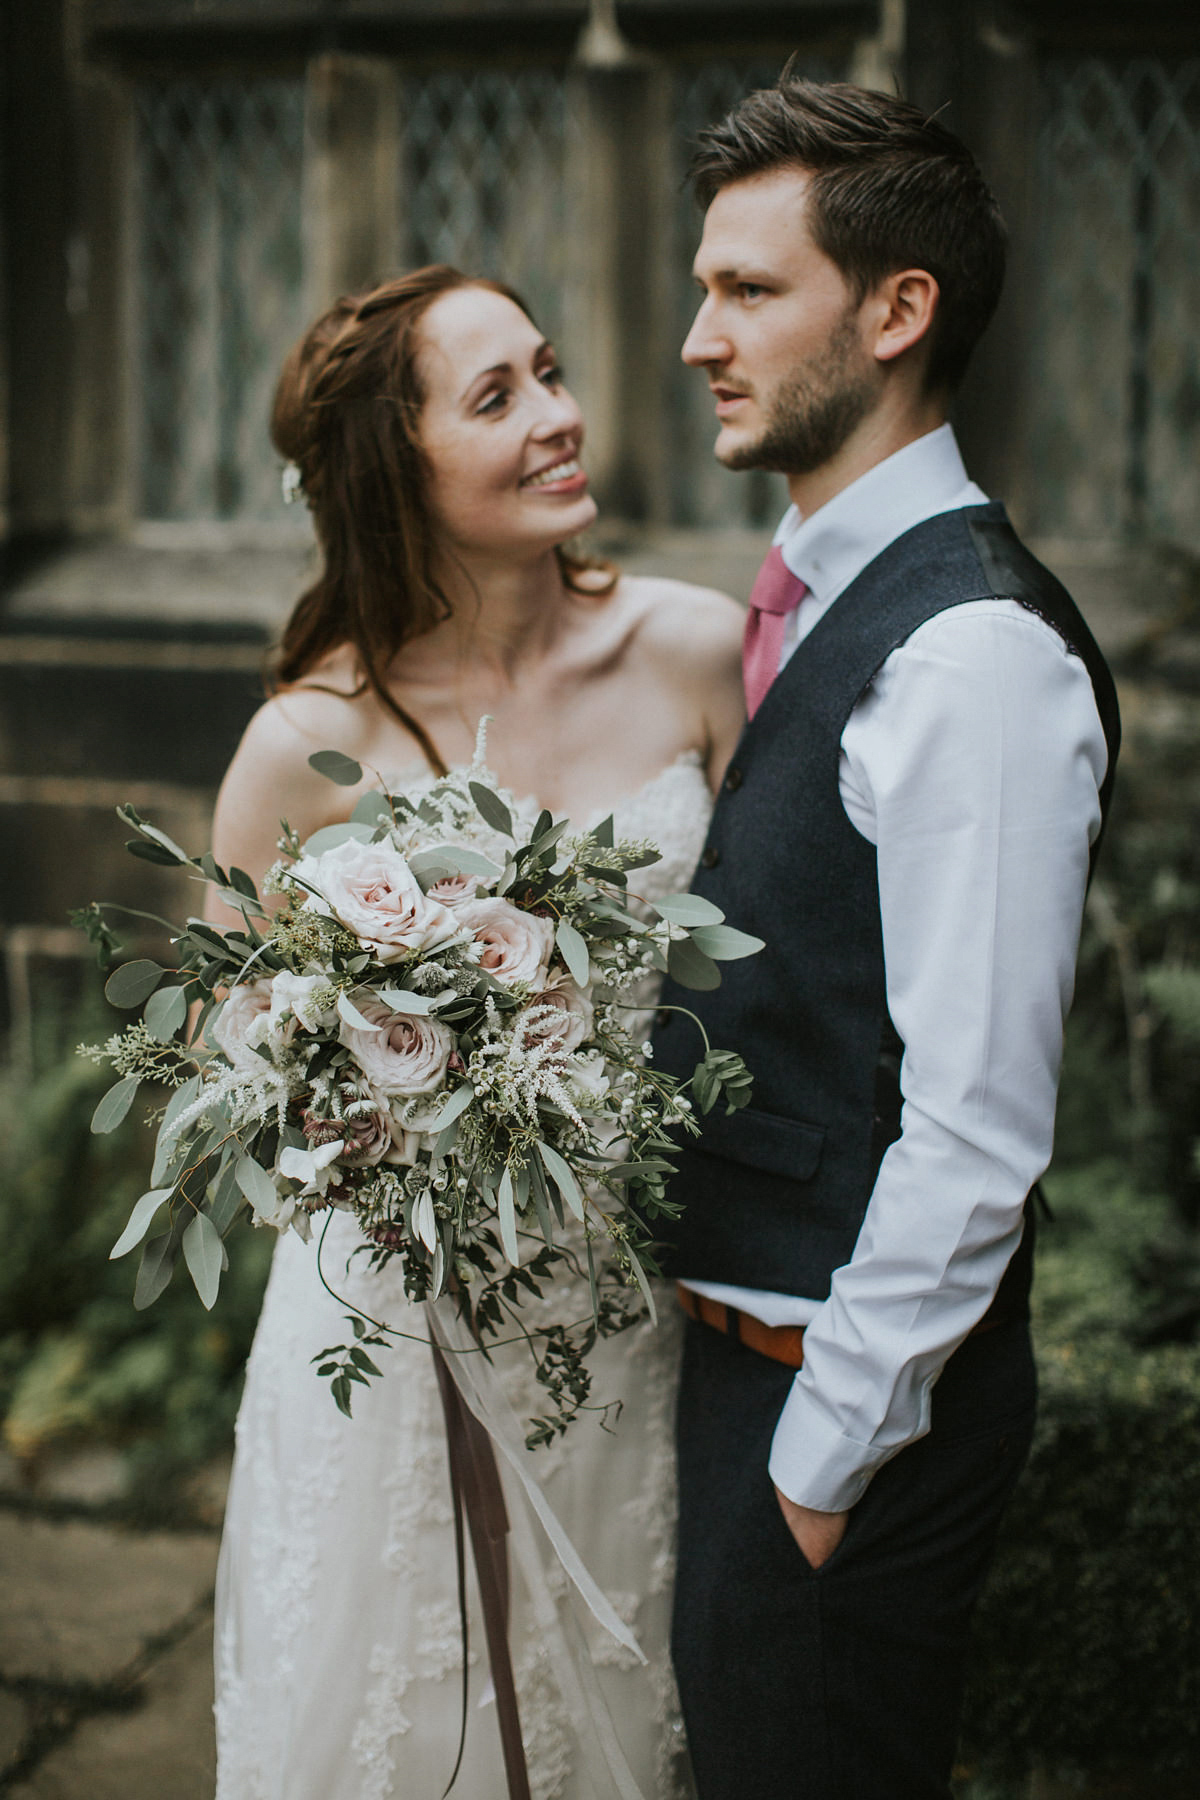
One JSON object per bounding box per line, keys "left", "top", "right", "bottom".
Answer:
{"left": 742, "top": 546, "right": 809, "bottom": 719}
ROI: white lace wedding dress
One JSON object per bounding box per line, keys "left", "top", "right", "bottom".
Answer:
{"left": 214, "top": 751, "right": 713, "bottom": 1800}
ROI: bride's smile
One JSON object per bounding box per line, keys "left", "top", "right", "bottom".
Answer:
{"left": 416, "top": 284, "right": 598, "bottom": 561}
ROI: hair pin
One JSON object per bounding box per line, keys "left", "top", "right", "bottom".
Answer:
{"left": 281, "top": 463, "right": 304, "bottom": 506}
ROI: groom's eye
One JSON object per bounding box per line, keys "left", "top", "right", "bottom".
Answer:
{"left": 739, "top": 283, "right": 767, "bottom": 301}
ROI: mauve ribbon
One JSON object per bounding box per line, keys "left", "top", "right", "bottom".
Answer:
{"left": 426, "top": 1296, "right": 648, "bottom": 1800}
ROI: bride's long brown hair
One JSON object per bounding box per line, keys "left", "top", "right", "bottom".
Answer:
{"left": 270, "top": 265, "right": 615, "bottom": 776}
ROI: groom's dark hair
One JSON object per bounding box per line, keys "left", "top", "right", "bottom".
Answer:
{"left": 690, "top": 78, "right": 1006, "bottom": 393}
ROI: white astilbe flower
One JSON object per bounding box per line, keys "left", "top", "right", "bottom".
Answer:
{"left": 466, "top": 1029, "right": 591, "bottom": 1135}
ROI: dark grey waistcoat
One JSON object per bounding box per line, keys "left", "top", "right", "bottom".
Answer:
{"left": 650, "top": 502, "right": 1120, "bottom": 1298}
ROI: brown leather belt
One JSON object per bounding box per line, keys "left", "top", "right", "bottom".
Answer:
{"left": 676, "top": 1282, "right": 809, "bottom": 1366}
{"left": 676, "top": 1281, "right": 1012, "bottom": 1368}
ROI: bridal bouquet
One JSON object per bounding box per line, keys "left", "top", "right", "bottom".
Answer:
{"left": 76, "top": 743, "right": 759, "bottom": 1443}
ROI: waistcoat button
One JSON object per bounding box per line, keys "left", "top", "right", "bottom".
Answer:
{"left": 700, "top": 846, "right": 720, "bottom": 869}
{"left": 655, "top": 1007, "right": 672, "bottom": 1029}
{"left": 724, "top": 766, "right": 743, "bottom": 791}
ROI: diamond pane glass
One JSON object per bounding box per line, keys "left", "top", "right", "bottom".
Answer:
{"left": 1028, "top": 58, "right": 1200, "bottom": 548}
{"left": 669, "top": 56, "right": 843, "bottom": 529}
{"left": 135, "top": 80, "right": 305, "bottom": 521}
{"left": 400, "top": 69, "right": 569, "bottom": 346}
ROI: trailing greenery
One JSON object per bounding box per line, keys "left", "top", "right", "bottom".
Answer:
{"left": 0, "top": 1007, "right": 272, "bottom": 1518}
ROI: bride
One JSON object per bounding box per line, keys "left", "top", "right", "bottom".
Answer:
{"left": 209, "top": 265, "right": 744, "bottom": 1800}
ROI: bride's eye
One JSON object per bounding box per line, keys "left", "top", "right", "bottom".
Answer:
{"left": 539, "top": 362, "right": 564, "bottom": 388}
{"left": 476, "top": 387, "right": 510, "bottom": 416}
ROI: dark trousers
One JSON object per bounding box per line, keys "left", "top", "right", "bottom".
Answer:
{"left": 672, "top": 1316, "right": 1036, "bottom": 1800}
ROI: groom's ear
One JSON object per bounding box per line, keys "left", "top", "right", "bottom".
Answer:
{"left": 867, "top": 268, "right": 940, "bottom": 369}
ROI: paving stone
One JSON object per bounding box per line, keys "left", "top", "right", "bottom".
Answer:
{"left": 0, "top": 1688, "right": 33, "bottom": 1771}
{"left": 5, "top": 1613, "right": 215, "bottom": 1800}
{"left": 0, "top": 1514, "right": 217, "bottom": 1685}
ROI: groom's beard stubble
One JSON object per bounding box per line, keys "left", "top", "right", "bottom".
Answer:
{"left": 721, "top": 307, "right": 877, "bottom": 477}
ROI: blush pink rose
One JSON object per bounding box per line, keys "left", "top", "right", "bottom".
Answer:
{"left": 211, "top": 979, "right": 273, "bottom": 1066}
{"left": 456, "top": 897, "right": 555, "bottom": 988}
{"left": 290, "top": 837, "right": 461, "bottom": 963}
{"left": 339, "top": 996, "right": 454, "bottom": 1096}
{"left": 425, "top": 874, "right": 484, "bottom": 907}
{"left": 518, "top": 972, "right": 594, "bottom": 1056}
{"left": 304, "top": 1088, "right": 415, "bottom": 1168}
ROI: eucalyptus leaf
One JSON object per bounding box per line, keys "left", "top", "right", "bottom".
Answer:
{"left": 654, "top": 893, "right": 726, "bottom": 927}
{"left": 199, "top": 852, "right": 230, "bottom": 886}
{"left": 309, "top": 748, "right": 364, "bottom": 786}
{"left": 183, "top": 920, "right": 233, "bottom": 955}
{"left": 104, "top": 959, "right": 164, "bottom": 1009}
{"left": 427, "top": 1082, "right": 475, "bottom": 1131}
{"left": 213, "top": 885, "right": 267, "bottom": 919}
{"left": 496, "top": 1166, "right": 520, "bottom": 1266}
{"left": 537, "top": 1140, "right": 584, "bottom": 1222}
{"left": 408, "top": 844, "right": 502, "bottom": 880}
{"left": 139, "top": 821, "right": 192, "bottom": 863}
{"left": 666, "top": 936, "right": 722, "bottom": 991}
{"left": 375, "top": 986, "right": 443, "bottom": 1015}
{"left": 235, "top": 1155, "right": 280, "bottom": 1220}
{"left": 182, "top": 1210, "right": 223, "bottom": 1310}
{"left": 337, "top": 989, "right": 384, "bottom": 1032}
{"left": 126, "top": 838, "right": 184, "bottom": 867}
{"left": 153, "top": 1075, "right": 200, "bottom": 1175}
{"left": 133, "top": 1229, "right": 178, "bottom": 1309}
{"left": 207, "top": 1154, "right": 246, "bottom": 1233}
{"left": 624, "top": 1243, "right": 659, "bottom": 1326}
{"left": 143, "top": 983, "right": 188, "bottom": 1043}
{"left": 301, "top": 821, "right": 373, "bottom": 855}
{"left": 528, "top": 1156, "right": 555, "bottom": 1248}
{"left": 689, "top": 923, "right": 766, "bottom": 961}
{"left": 110, "top": 1186, "right": 175, "bottom": 1260}
{"left": 414, "top": 1190, "right": 439, "bottom": 1251}
{"left": 433, "top": 1117, "right": 460, "bottom": 1159}
{"left": 531, "top": 818, "right": 570, "bottom": 857}
{"left": 555, "top": 918, "right": 590, "bottom": 986}
{"left": 91, "top": 1074, "right": 141, "bottom": 1134}
{"left": 468, "top": 781, "right": 514, "bottom": 837}
{"left": 351, "top": 790, "right": 394, "bottom": 826}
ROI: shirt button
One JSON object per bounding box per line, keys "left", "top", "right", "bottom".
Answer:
{"left": 655, "top": 1007, "right": 673, "bottom": 1029}
{"left": 700, "top": 847, "right": 720, "bottom": 869}
{"left": 724, "top": 767, "right": 743, "bottom": 791}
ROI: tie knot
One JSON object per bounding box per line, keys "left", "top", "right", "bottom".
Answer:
{"left": 747, "top": 545, "right": 808, "bottom": 617}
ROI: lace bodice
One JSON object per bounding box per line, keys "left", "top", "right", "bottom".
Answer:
{"left": 214, "top": 748, "right": 714, "bottom": 1800}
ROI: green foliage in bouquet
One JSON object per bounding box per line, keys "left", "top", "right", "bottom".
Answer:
{"left": 79, "top": 747, "right": 760, "bottom": 1445}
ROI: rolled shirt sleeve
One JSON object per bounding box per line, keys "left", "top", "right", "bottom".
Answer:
{"left": 768, "top": 601, "right": 1108, "bottom": 1512}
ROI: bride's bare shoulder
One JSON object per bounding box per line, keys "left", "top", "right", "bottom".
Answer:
{"left": 240, "top": 651, "right": 374, "bottom": 761}
{"left": 618, "top": 573, "right": 744, "bottom": 670}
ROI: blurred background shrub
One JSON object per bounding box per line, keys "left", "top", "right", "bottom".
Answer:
{"left": 0, "top": 1000, "right": 272, "bottom": 1521}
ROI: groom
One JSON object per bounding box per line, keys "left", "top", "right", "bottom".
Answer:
{"left": 651, "top": 80, "right": 1120, "bottom": 1798}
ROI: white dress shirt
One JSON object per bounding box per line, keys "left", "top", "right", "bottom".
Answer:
{"left": 681, "top": 424, "right": 1108, "bottom": 1512}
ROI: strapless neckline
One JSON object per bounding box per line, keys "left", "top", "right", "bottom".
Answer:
{"left": 384, "top": 745, "right": 709, "bottom": 831}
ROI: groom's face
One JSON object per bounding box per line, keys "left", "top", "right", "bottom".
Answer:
{"left": 682, "top": 167, "right": 880, "bottom": 476}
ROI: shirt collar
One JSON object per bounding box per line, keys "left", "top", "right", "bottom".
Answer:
{"left": 774, "top": 423, "right": 978, "bottom": 606}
